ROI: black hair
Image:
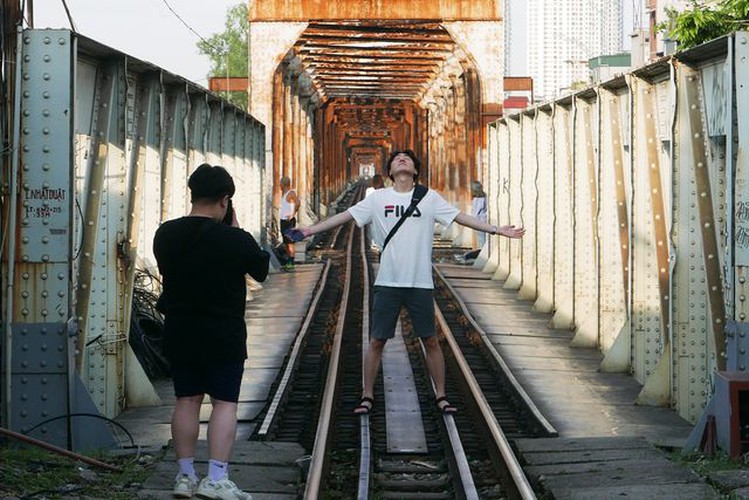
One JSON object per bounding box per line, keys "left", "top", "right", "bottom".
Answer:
{"left": 188, "top": 163, "right": 235, "bottom": 203}
{"left": 385, "top": 149, "right": 421, "bottom": 181}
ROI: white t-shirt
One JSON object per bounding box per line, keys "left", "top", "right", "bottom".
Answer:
{"left": 472, "top": 196, "right": 487, "bottom": 222}
{"left": 348, "top": 187, "right": 459, "bottom": 288}
{"left": 280, "top": 190, "right": 296, "bottom": 220}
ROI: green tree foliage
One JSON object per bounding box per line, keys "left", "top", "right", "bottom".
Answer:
{"left": 197, "top": 3, "right": 249, "bottom": 109}
{"left": 660, "top": 0, "right": 749, "bottom": 50}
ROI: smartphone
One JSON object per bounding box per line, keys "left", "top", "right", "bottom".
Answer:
{"left": 222, "top": 198, "right": 234, "bottom": 225}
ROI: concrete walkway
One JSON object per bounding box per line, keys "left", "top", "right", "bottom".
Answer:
{"left": 436, "top": 263, "right": 720, "bottom": 499}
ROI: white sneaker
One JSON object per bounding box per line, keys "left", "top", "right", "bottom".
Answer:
{"left": 173, "top": 473, "right": 199, "bottom": 498}
{"left": 196, "top": 477, "right": 253, "bottom": 500}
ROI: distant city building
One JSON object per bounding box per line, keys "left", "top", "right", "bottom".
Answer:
{"left": 631, "top": 0, "right": 691, "bottom": 66}
{"left": 526, "top": 0, "right": 623, "bottom": 101}
{"left": 502, "top": 76, "right": 534, "bottom": 113}
{"left": 589, "top": 53, "right": 631, "bottom": 83}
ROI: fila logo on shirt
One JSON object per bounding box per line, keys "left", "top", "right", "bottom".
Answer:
{"left": 384, "top": 205, "right": 422, "bottom": 218}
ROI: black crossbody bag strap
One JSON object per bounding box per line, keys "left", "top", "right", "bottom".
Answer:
{"left": 381, "top": 184, "right": 428, "bottom": 252}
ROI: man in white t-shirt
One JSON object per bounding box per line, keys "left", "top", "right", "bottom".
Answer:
{"left": 294, "top": 150, "right": 525, "bottom": 415}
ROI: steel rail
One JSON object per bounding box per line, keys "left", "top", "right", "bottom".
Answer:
{"left": 434, "top": 299, "right": 537, "bottom": 500}
{"left": 303, "top": 221, "right": 355, "bottom": 498}
{"left": 329, "top": 224, "right": 344, "bottom": 249}
{"left": 418, "top": 322, "right": 479, "bottom": 499}
{"left": 433, "top": 265, "right": 557, "bottom": 437}
{"left": 357, "top": 225, "right": 372, "bottom": 500}
{"left": 257, "top": 259, "right": 332, "bottom": 437}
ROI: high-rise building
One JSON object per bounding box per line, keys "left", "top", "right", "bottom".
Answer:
{"left": 526, "top": 0, "right": 623, "bottom": 101}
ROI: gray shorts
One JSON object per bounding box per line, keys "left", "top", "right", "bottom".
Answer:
{"left": 370, "top": 286, "right": 435, "bottom": 340}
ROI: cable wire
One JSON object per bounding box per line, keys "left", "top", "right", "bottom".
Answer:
{"left": 60, "top": 0, "right": 77, "bottom": 32}
{"left": 22, "top": 412, "right": 135, "bottom": 448}
{"left": 159, "top": 0, "right": 225, "bottom": 55}
{"left": 129, "top": 268, "right": 170, "bottom": 379}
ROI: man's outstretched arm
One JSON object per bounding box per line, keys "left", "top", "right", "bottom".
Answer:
{"left": 453, "top": 213, "right": 525, "bottom": 238}
{"left": 298, "top": 210, "right": 355, "bottom": 238}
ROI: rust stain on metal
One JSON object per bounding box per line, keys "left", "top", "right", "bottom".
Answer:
{"left": 684, "top": 70, "right": 726, "bottom": 369}
{"left": 294, "top": 21, "right": 454, "bottom": 102}
{"left": 250, "top": 0, "right": 502, "bottom": 21}
{"left": 503, "top": 76, "right": 533, "bottom": 92}
{"left": 209, "top": 77, "right": 249, "bottom": 92}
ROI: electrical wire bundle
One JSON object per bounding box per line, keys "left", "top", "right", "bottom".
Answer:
{"left": 128, "top": 268, "right": 170, "bottom": 379}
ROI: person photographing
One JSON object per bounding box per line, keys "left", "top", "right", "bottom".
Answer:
{"left": 153, "top": 164, "right": 270, "bottom": 499}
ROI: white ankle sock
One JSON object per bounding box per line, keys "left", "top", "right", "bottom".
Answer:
{"left": 177, "top": 457, "right": 196, "bottom": 479}
{"left": 208, "top": 459, "right": 229, "bottom": 481}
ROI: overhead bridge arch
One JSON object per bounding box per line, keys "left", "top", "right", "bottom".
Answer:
{"left": 248, "top": 1, "right": 504, "bottom": 246}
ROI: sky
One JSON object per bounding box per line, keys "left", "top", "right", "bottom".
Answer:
{"left": 35, "top": 0, "right": 638, "bottom": 85}
{"left": 34, "top": 0, "right": 242, "bottom": 87}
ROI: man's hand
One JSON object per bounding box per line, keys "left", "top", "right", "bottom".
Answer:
{"left": 498, "top": 225, "right": 525, "bottom": 238}
{"left": 283, "top": 228, "right": 306, "bottom": 242}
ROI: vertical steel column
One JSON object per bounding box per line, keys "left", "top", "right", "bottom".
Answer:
{"left": 485, "top": 121, "right": 500, "bottom": 271}
{"left": 492, "top": 121, "right": 512, "bottom": 281}
{"left": 571, "top": 96, "right": 599, "bottom": 348}
{"left": 11, "top": 28, "right": 76, "bottom": 433}
{"left": 504, "top": 116, "right": 523, "bottom": 290}
{"left": 631, "top": 73, "right": 672, "bottom": 404}
{"left": 518, "top": 111, "right": 538, "bottom": 301}
{"left": 550, "top": 103, "right": 575, "bottom": 330}
{"left": 670, "top": 62, "right": 725, "bottom": 421}
{"left": 598, "top": 87, "right": 630, "bottom": 368}
{"left": 10, "top": 30, "right": 112, "bottom": 449}
{"left": 533, "top": 106, "right": 555, "bottom": 313}
{"left": 732, "top": 33, "right": 749, "bottom": 371}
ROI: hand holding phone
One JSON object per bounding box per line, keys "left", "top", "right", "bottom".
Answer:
{"left": 283, "top": 228, "right": 305, "bottom": 242}
{"left": 222, "top": 199, "right": 234, "bottom": 225}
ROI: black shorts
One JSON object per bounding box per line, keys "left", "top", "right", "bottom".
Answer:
{"left": 171, "top": 361, "right": 244, "bottom": 403}
{"left": 280, "top": 218, "right": 297, "bottom": 243}
{"left": 370, "top": 286, "right": 435, "bottom": 340}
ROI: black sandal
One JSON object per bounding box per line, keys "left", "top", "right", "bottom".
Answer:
{"left": 436, "top": 396, "right": 457, "bottom": 414}
{"left": 354, "top": 396, "right": 374, "bottom": 415}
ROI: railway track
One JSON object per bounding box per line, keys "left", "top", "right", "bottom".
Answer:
{"left": 251, "top": 183, "right": 549, "bottom": 498}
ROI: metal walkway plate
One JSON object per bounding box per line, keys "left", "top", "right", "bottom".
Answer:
{"left": 382, "top": 321, "right": 428, "bottom": 453}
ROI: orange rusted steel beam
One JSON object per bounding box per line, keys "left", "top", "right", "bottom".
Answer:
{"left": 208, "top": 77, "right": 249, "bottom": 93}
{"left": 249, "top": 0, "right": 502, "bottom": 21}
{"left": 503, "top": 76, "right": 533, "bottom": 92}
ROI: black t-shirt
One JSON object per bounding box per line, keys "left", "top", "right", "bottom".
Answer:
{"left": 153, "top": 216, "right": 270, "bottom": 365}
